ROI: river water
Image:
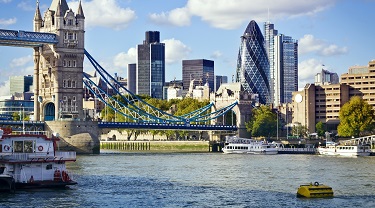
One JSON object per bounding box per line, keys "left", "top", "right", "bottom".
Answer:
{"left": 1, "top": 152, "right": 375, "bottom": 207}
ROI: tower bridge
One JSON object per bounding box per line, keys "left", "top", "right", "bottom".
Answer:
{"left": 0, "top": 0, "right": 252, "bottom": 153}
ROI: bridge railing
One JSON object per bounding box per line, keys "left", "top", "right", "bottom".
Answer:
{"left": 0, "top": 29, "right": 58, "bottom": 44}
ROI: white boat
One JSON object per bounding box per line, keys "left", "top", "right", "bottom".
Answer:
{"left": 317, "top": 141, "right": 371, "bottom": 157}
{"left": 0, "top": 128, "right": 77, "bottom": 192}
{"left": 222, "top": 136, "right": 278, "bottom": 154}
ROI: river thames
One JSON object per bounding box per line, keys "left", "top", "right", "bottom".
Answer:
{"left": 1, "top": 152, "right": 375, "bottom": 207}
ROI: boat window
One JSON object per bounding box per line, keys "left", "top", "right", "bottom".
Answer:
{"left": 14, "top": 141, "right": 23, "bottom": 153}
{"left": 0, "top": 167, "right": 4, "bottom": 174}
{"left": 46, "top": 164, "right": 52, "bottom": 170}
{"left": 24, "top": 140, "right": 34, "bottom": 153}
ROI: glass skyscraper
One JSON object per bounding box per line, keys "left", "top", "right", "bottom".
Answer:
{"left": 264, "top": 22, "right": 298, "bottom": 106}
{"left": 236, "top": 20, "right": 271, "bottom": 104}
{"left": 137, "top": 31, "right": 165, "bottom": 99}
{"left": 182, "top": 59, "right": 214, "bottom": 92}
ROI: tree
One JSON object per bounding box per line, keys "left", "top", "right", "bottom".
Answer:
{"left": 291, "top": 123, "right": 308, "bottom": 138}
{"left": 337, "top": 96, "right": 374, "bottom": 137}
{"left": 315, "top": 121, "right": 326, "bottom": 138}
{"left": 245, "top": 105, "right": 277, "bottom": 138}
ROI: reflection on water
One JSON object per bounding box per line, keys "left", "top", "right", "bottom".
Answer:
{"left": 1, "top": 153, "right": 375, "bottom": 207}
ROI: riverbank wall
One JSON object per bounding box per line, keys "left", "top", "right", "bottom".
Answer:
{"left": 101, "top": 141, "right": 220, "bottom": 152}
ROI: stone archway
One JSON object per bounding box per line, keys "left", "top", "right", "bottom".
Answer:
{"left": 44, "top": 102, "right": 55, "bottom": 121}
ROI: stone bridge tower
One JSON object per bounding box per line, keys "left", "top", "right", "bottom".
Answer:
{"left": 210, "top": 83, "right": 254, "bottom": 140}
{"left": 33, "top": 0, "right": 85, "bottom": 121}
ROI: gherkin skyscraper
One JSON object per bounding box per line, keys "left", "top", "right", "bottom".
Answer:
{"left": 236, "top": 20, "right": 271, "bottom": 104}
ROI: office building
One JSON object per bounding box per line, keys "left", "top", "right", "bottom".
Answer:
{"left": 314, "top": 69, "right": 340, "bottom": 86}
{"left": 182, "top": 59, "right": 214, "bottom": 93}
{"left": 236, "top": 20, "right": 271, "bottom": 104}
{"left": 127, "top": 63, "right": 136, "bottom": 94}
{"left": 136, "top": 31, "right": 165, "bottom": 99}
{"left": 264, "top": 22, "right": 298, "bottom": 106}
{"left": 10, "top": 75, "right": 33, "bottom": 95}
{"left": 214, "top": 75, "right": 228, "bottom": 92}
{"left": 292, "top": 59, "right": 375, "bottom": 134}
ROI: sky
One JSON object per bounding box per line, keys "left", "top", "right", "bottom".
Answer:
{"left": 0, "top": 0, "right": 374, "bottom": 96}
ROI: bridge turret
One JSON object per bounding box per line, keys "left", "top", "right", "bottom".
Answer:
{"left": 33, "top": 1, "right": 42, "bottom": 32}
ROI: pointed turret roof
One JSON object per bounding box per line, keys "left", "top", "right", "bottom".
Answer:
{"left": 76, "top": 0, "right": 85, "bottom": 18}
{"left": 34, "top": 0, "right": 42, "bottom": 21}
{"left": 50, "top": 0, "right": 69, "bottom": 14}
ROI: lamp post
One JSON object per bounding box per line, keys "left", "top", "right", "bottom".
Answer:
{"left": 20, "top": 103, "right": 25, "bottom": 134}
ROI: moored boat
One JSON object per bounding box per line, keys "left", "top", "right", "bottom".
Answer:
{"left": 222, "top": 136, "right": 278, "bottom": 154}
{"left": 0, "top": 128, "right": 77, "bottom": 191}
{"left": 317, "top": 141, "right": 371, "bottom": 157}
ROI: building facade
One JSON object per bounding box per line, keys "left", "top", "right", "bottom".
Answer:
{"left": 136, "top": 31, "right": 165, "bottom": 99}
{"left": 236, "top": 20, "right": 270, "bottom": 104}
{"left": 10, "top": 75, "right": 33, "bottom": 95}
{"left": 214, "top": 75, "right": 228, "bottom": 92}
{"left": 33, "top": 0, "right": 85, "bottom": 121}
{"left": 264, "top": 22, "right": 298, "bottom": 106}
{"left": 182, "top": 59, "right": 214, "bottom": 92}
{"left": 127, "top": 63, "right": 136, "bottom": 94}
{"left": 315, "top": 69, "right": 339, "bottom": 86}
{"left": 292, "top": 60, "right": 375, "bottom": 134}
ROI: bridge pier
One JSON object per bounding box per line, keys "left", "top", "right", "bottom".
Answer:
{"left": 45, "top": 120, "right": 100, "bottom": 154}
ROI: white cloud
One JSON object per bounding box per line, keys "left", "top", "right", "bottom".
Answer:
{"left": 210, "top": 50, "right": 222, "bottom": 59}
{"left": 162, "top": 38, "right": 191, "bottom": 64}
{"left": 0, "top": 0, "right": 12, "bottom": 3}
{"left": 149, "top": 7, "right": 191, "bottom": 27}
{"left": 298, "top": 58, "right": 325, "bottom": 88}
{"left": 0, "top": 80, "right": 10, "bottom": 96}
{"left": 151, "top": 0, "right": 336, "bottom": 29}
{"left": 0, "top": 18, "right": 17, "bottom": 26}
{"left": 113, "top": 47, "right": 137, "bottom": 69}
{"left": 17, "top": 1, "right": 34, "bottom": 11}
{"left": 68, "top": 0, "right": 136, "bottom": 30}
{"left": 10, "top": 55, "right": 33, "bottom": 68}
{"left": 299, "top": 34, "right": 347, "bottom": 56}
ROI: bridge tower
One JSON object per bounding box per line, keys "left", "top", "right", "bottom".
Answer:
{"left": 210, "top": 83, "right": 254, "bottom": 140}
{"left": 33, "top": 0, "right": 85, "bottom": 121}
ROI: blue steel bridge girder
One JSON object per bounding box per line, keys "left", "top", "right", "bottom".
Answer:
{"left": 99, "top": 122, "right": 237, "bottom": 131}
{"left": 0, "top": 29, "right": 58, "bottom": 48}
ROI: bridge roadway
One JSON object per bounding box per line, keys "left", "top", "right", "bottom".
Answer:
{"left": 0, "top": 120, "right": 237, "bottom": 131}
{"left": 0, "top": 29, "right": 58, "bottom": 47}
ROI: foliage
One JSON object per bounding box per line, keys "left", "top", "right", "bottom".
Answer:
{"left": 245, "top": 105, "right": 277, "bottom": 137}
{"left": 291, "top": 123, "right": 308, "bottom": 138}
{"left": 337, "top": 96, "right": 374, "bottom": 137}
{"left": 315, "top": 121, "right": 326, "bottom": 137}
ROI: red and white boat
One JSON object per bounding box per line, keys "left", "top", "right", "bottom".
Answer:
{"left": 0, "top": 128, "right": 77, "bottom": 192}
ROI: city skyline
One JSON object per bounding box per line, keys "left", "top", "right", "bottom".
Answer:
{"left": 0, "top": 0, "right": 374, "bottom": 96}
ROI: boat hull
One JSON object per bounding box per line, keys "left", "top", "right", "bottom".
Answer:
{"left": 318, "top": 148, "right": 371, "bottom": 157}
{"left": 0, "top": 175, "right": 15, "bottom": 192}
{"left": 15, "top": 180, "right": 77, "bottom": 189}
{"left": 222, "top": 149, "right": 278, "bottom": 155}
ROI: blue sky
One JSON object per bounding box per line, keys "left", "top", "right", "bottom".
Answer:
{"left": 0, "top": 0, "right": 374, "bottom": 96}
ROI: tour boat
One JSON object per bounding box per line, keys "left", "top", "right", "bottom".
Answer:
{"left": 317, "top": 141, "right": 371, "bottom": 157}
{"left": 222, "top": 136, "right": 278, "bottom": 154}
{"left": 0, "top": 128, "right": 77, "bottom": 192}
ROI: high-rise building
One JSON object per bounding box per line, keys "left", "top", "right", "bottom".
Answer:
{"left": 127, "top": 63, "right": 136, "bottom": 93}
{"left": 315, "top": 69, "right": 340, "bottom": 86}
{"left": 236, "top": 20, "right": 271, "bottom": 104}
{"left": 136, "top": 31, "right": 165, "bottom": 99}
{"left": 182, "top": 59, "right": 214, "bottom": 93}
{"left": 10, "top": 75, "right": 33, "bottom": 95}
{"left": 264, "top": 22, "right": 298, "bottom": 106}
{"left": 214, "top": 75, "right": 228, "bottom": 92}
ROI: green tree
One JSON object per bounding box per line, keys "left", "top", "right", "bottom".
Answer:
{"left": 337, "top": 96, "right": 374, "bottom": 137}
{"left": 315, "top": 121, "right": 326, "bottom": 138}
{"left": 291, "top": 123, "right": 308, "bottom": 138}
{"left": 245, "top": 105, "right": 277, "bottom": 138}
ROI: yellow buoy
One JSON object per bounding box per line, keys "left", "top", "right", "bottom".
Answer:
{"left": 297, "top": 182, "right": 334, "bottom": 198}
